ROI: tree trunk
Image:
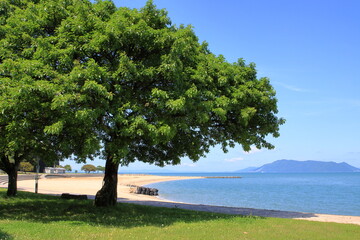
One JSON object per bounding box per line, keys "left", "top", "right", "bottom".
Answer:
{"left": 0, "top": 155, "right": 20, "bottom": 197}
{"left": 94, "top": 155, "right": 119, "bottom": 207}
{"left": 7, "top": 162, "right": 19, "bottom": 196}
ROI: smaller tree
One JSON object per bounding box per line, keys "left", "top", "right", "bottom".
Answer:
{"left": 19, "top": 162, "right": 34, "bottom": 173}
{"left": 81, "top": 164, "right": 96, "bottom": 173}
{"left": 96, "top": 166, "right": 105, "bottom": 173}
{"left": 64, "top": 165, "right": 72, "bottom": 172}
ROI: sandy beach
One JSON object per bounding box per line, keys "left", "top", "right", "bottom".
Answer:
{"left": 1, "top": 174, "right": 360, "bottom": 226}
{"left": 1, "top": 174, "right": 204, "bottom": 203}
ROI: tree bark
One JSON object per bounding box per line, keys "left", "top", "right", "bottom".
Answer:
{"left": 94, "top": 155, "right": 119, "bottom": 207}
{"left": 7, "top": 163, "right": 18, "bottom": 196}
{"left": 0, "top": 155, "right": 20, "bottom": 197}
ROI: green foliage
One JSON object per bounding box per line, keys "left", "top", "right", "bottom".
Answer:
{"left": 1, "top": 0, "right": 283, "bottom": 165}
{"left": 0, "top": 0, "right": 104, "bottom": 162}
{"left": 81, "top": 164, "right": 96, "bottom": 173}
{"left": 19, "top": 162, "right": 33, "bottom": 172}
{"left": 0, "top": 189, "right": 358, "bottom": 240}
{"left": 63, "top": 164, "right": 72, "bottom": 172}
{"left": 0, "top": 0, "right": 105, "bottom": 193}
{"left": 96, "top": 165, "right": 105, "bottom": 173}
{"left": 0, "top": 0, "right": 284, "bottom": 200}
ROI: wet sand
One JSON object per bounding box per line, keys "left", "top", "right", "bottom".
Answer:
{"left": 1, "top": 174, "right": 360, "bottom": 225}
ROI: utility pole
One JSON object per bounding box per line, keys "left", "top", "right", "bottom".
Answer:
{"left": 35, "top": 158, "right": 39, "bottom": 194}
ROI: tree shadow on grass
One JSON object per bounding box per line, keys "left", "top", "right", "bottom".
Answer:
{"left": 0, "top": 230, "right": 13, "bottom": 240}
{"left": 0, "top": 190, "right": 263, "bottom": 229}
{"left": 119, "top": 199, "right": 320, "bottom": 220}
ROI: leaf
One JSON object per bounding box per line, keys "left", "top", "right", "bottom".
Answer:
{"left": 166, "top": 97, "right": 185, "bottom": 112}
{"left": 44, "top": 121, "right": 64, "bottom": 135}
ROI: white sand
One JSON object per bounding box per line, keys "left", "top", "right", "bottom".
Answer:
{"left": 12, "top": 175, "right": 203, "bottom": 202}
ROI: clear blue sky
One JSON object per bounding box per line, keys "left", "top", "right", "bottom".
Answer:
{"left": 64, "top": 0, "right": 360, "bottom": 172}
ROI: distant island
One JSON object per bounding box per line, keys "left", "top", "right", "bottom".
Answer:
{"left": 237, "top": 160, "right": 360, "bottom": 173}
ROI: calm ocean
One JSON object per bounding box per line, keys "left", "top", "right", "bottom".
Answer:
{"left": 145, "top": 172, "right": 360, "bottom": 216}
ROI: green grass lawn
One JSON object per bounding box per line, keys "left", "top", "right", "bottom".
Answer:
{"left": 0, "top": 189, "right": 359, "bottom": 240}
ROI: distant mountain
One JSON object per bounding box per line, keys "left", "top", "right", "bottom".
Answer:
{"left": 237, "top": 160, "right": 360, "bottom": 173}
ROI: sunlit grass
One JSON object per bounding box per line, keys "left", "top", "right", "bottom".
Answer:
{"left": 0, "top": 188, "right": 359, "bottom": 240}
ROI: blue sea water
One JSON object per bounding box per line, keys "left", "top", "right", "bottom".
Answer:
{"left": 145, "top": 173, "right": 360, "bottom": 216}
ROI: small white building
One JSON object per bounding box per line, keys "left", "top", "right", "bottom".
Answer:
{"left": 45, "top": 167, "right": 66, "bottom": 174}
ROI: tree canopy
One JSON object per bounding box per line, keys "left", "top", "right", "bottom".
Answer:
{"left": 81, "top": 164, "right": 96, "bottom": 173}
{"left": 63, "top": 165, "right": 72, "bottom": 172}
{"left": 96, "top": 165, "right": 105, "bottom": 173}
{"left": 0, "top": 0, "right": 284, "bottom": 204}
{"left": 0, "top": 0, "right": 103, "bottom": 195}
{"left": 19, "top": 162, "right": 33, "bottom": 172}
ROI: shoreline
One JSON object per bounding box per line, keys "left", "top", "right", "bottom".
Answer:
{"left": 1, "top": 174, "right": 360, "bottom": 225}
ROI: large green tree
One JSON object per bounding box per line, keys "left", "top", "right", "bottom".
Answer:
{"left": 0, "top": 0, "right": 102, "bottom": 196}
{"left": 0, "top": 0, "right": 284, "bottom": 204}
{"left": 90, "top": 1, "right": 284, "bottom": 207}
